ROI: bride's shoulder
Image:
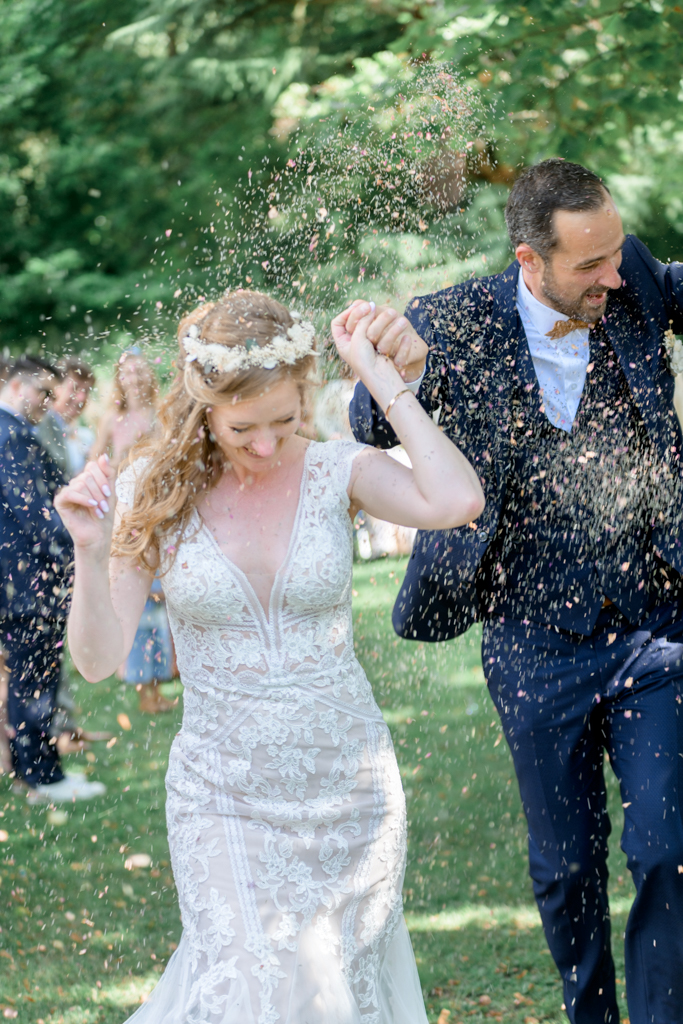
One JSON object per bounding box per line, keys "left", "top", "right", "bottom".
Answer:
{"left": 306, "top": 438, "right": 370, "bottom": 493}
{"left": 115, "top": 456, "right": 151, "bottom": 506}
{"left": 307, "top": 437, "right": 369, "bottom": 461}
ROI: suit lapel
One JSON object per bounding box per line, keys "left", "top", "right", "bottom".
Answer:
{"left": 603, "top": 294, "right": 676, "bottom": 457}
{"left": 486, "top": 262, "right": 528, "bottom": 476}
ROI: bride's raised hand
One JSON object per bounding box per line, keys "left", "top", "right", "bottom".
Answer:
{"left": 54, "top": 454, "right": 116, "bottom": 552}
{"left": 331, "top": 302, "right": 385, "bottom": 379}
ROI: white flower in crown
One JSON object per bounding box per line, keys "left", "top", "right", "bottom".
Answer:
{"left": 182, "top": 315, "right": 316, "bottom": 374}
{"left": 664, "top": 327, "right": 683, "bottom": 376}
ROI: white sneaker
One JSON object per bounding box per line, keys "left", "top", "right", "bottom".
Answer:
{"left": 27, "top": 772, "right": 107, "bottom": 804}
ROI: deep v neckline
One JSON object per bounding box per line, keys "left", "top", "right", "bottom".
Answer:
{"left": 194, "top": 442, "right": 314, "bottom": 628}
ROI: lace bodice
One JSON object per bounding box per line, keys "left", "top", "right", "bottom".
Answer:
{"left": 117, "top": 440, "right": 374, "bottom": 718}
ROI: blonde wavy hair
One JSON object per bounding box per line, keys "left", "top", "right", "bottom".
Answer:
{"left": 111, "top": 290, "right": 316, "bottom": 572}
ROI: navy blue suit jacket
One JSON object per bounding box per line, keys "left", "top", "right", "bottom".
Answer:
{"left": 0, "top": 408, "right": 73, "bottom": 620}
{"left": 350, "top": 235, "right": 683, "bottom": 642}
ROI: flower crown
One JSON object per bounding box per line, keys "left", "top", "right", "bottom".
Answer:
{"left": 182, "top": 312, "right": 316, "bottom": 374}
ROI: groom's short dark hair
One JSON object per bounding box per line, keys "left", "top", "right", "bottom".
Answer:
{"left": 505, "top": 158, "right": 610, "bottom": 258}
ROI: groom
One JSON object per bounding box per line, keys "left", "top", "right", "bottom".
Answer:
{"left": 349, "top": 159, "right": 683, "bottom": 1024}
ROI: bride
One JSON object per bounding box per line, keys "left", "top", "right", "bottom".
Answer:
{"left": 56, "top": 291, "right": 484, "bottom": 1024}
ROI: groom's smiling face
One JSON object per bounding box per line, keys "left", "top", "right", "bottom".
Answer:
{"left": 518, "top": 192, "right": 626, "bottom": 323}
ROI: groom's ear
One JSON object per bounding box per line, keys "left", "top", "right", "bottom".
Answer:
{"left": 516, "top": 243, "right": 544, "bottom": 277}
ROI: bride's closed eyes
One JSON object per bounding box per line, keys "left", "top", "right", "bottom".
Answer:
{"left": 231, "top": 416, "right": 296, "bottom": 434}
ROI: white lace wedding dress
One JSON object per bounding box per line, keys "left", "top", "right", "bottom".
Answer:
{"left": 117, "top": 439, "right": 428, "bottom": 1024}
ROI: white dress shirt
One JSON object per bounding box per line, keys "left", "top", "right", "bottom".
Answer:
{"left": 516, "top": 269, "right": 590, "bottom": 432}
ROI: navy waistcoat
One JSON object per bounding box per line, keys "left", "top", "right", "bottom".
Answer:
{"left": 478, "top": 324, "right": 679, "bottom": 633}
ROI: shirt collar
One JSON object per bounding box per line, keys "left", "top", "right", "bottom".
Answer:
{"left": 516, "top": 268, "right": 574, "bottom": 341}
{"left": 0, "top": 401, "right": 30, "bottom": 425}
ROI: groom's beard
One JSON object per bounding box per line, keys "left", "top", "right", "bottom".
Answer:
{"left": 540, "top": 265, "right": 611, "bottom": 324}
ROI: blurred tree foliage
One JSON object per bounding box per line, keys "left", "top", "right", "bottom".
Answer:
{"left": 1, "top": 0, "right": 682, "bottom": 352}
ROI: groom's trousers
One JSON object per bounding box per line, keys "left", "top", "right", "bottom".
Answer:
{"left": 483, "top": 601, "right": 683, "bottom": 1024}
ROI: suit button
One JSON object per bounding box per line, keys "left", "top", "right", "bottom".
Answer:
{"left": 479, "top": 530, "right": 489, "bottom": 541}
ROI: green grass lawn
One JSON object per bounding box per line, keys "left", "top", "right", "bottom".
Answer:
{"left": 0, "top": 558, "right": 632, "bottom": 1023}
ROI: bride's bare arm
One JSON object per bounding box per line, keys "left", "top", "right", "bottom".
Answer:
{"left": 54, "top": 456, "right": 153, "bottom": 683}
{"left": 332, "top": 305, "right": 485, "bottom": 530}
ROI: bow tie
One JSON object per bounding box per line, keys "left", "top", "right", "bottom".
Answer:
{"left": 546, "top": 317, "right": 591, "bottom": 341}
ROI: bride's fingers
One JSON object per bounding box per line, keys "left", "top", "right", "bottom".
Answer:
{"left": 71, "top": 471, "right": 108, "bottom": 510}
{"left": 83, "top": 459, "right": 113, "bottom": 497}
{"left": 57, "top": 487, "right": 104, "bottom": 519}
{"left": 76, "top": 460, "right": 114, "bottom": 505}
{"left": 350, "top": 311, "right": 376, "bottom": 343}
{"left": 331, "top": 310, "right": 352, "bottom": 336}
{"left": 341, "top": 299, "right": 368, "bottom": 319}
{"left": 82, "top": 478, "right": 110, "bottom": 513}
{"left": 345, "top": 301, "right": 376, "bottom": 335}
{"left": 60, "top": 488, "right": 98, "bottom": 508}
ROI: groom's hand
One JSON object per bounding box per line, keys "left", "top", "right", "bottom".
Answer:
{"left": 343, "top": 300, "right": 428, "bottom": 382}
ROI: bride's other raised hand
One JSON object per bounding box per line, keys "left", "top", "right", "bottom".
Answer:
{"left": 331, "top": 303, "right": 381, "bottom": 376}
{"left": 338, "top": 299, "right": 428, "bottom": 382}
{"left": 58, "top": 454, "right": 152, "bottom": 683}
{"left": 54, "top": 454, "right": 116, "bottom": 552}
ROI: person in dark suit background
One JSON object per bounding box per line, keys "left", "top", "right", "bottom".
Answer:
{"left": 35, "top": 356, "right": 112, "bottom": 754}
{"left": 346, "top": 160, "right": 683, "bottom": 1023}
{"left": 0, "top": 355, "right": 105, "bottom": 802}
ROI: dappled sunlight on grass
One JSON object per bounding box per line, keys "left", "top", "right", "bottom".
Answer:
{"left": 407, "top": 894, "right": 634, "bottom": 934}
{"left": 96, "top": 973, "right": 159, "bottom": 1008}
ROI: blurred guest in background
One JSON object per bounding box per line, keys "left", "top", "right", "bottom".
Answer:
{"left": 119, "top": 576, "right": 177, "bottom": 714}
{"left": 91, "top": 347, "right": 157, "bottom": 467}
{"left": 37, "top": 356, "right": 96, "bottom": 478}
{"left": 92, "top": 348, "right": 176, "bottom": 712}
{"left": 0, "top": 355, "right": 105, "bottom": 801}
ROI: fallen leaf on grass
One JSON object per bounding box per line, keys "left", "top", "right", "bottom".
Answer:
{"left": 117, "top": 713, "right": 132, "bottom": 731}
{"left": 0, "top": 831, "right": 8, "bottom": 842}
{"left": 478, "top": 995, "right": 491, "bottom": 1005}
{"left": 437, "top": 1011, "right": 450, "bottom": 1024}
{"left": 106, "top": 736, "right": 117, "bottom": 748}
